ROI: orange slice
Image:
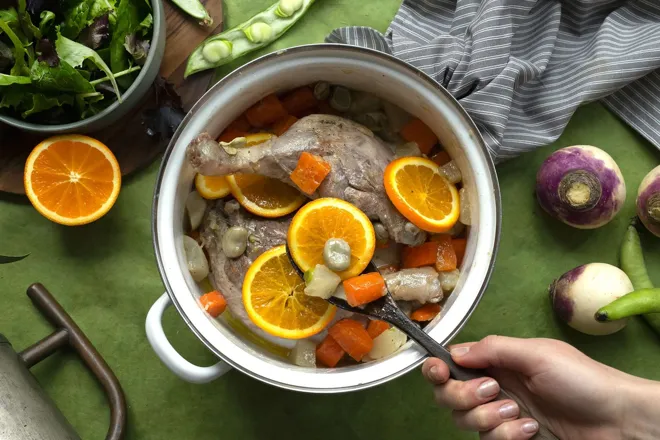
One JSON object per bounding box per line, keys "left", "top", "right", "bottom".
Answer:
{"left": 384, "top": 156, "right": 459, "bottom": 233}
{"left": 24, "top": 134, "right": 121, "bottom": 226}
{"left": 226, "top": 174, "right": 305, "bottom": 218}
{"left": 287, "top": 198, "right": 376, "bottom": 279}
{"left": 195, "top": 174, "right": 231, "bottom": 199}
{"left": 243, "top": 245, "right": 336, "bottom": 339}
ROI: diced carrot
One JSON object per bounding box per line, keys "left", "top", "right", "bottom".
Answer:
{"left": 343, "top": 272, "right": 387, "bottom": 307}
{"left": 410, "top": 303, "right": 442, "bottom": 322}
{"left": 317, "top": 100, "right": 340, "bottom": 116}
{"left": 452, "top": 238, "right": 467, "bottom": 266}
{"left": 328, "top": 319, "right": 374, "bottom": 362}
{"left": 316, "top": 335, "right": 345, "bottom": 367}
{"left": 199, "top": 291, "right": 227, "bottom": 318}
{"left": 400, "top": 118, "right": 438, "bottom": 154}
{"left": 367, "top": 320, "right": 390, "bottom": 339}
{"left": 218, "top": 128, "right": 247, "bottom": 143}
{"left": 376, "top": 240, "right": 391, "bottom": 249}
{"left": 245, "top": 94, "right": 289, "bottom": 127}
{"left": 402, "top": 242, "right": 440, "bottom": 269}
{"left": 289, "top": 152, "right": 332, "bottom": 195}
{"left": 282, "top": 87, "right": 318, "bottom": 117}
{"left": 434, "top": 235, "right": 457, "bottom": 272}
{"left": 430, "top": 150, "right": 451, "bottom": 166}
{"left": 376, "top": 264, "right": 399, "bottom": 275}
{"left": 226, "top": 114, "right": 251, "bottom": 132}
{"left": 272, "top": 115, "right": 298, "bottom": 136}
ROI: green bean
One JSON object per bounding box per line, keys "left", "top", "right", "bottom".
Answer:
{"left": 595, "top": 289, "right": 660, "bottom": 321}
{"left": 621, "top": 222, "right": 653, "bottom": 290}
{"left": 185, "top": 0, "right": 317, "bottom": 78}
{"left": 170, "top": 0, "right": 212, "bottom": 27}
{"left": 619, "top": 220, "right": 660, "bottom": 333}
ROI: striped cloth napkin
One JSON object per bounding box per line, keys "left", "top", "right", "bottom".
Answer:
{"left": 327, "top": 0, "right": 660, "bottom": 162}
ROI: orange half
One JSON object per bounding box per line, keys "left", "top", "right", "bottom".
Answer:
{"left": 24, "top": 135, "right": 121, "bottom": 226}
{"left": 243, "top": 245, "right": 336, "bottom": 339}
{"left": 384, "top": 156, "right": 459, "bottom": 233}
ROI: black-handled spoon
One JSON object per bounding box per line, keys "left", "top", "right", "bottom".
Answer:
{"left": 286, "top": 248, "right": 559, "bottom": 439}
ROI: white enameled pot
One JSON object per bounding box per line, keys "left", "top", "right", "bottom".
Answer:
{"left": 145, "top": 44, "right": 501, "bottom": 393}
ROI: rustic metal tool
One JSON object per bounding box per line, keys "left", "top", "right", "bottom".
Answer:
{"left": 0, "top": 283, "right": 127, "bottom": 440}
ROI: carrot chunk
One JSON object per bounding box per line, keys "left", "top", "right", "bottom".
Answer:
{"left": 400, "top": 118, "right": 438, "bottom": 154}
{"left": 434, "top": 235, "right": 457, "bottom": 271}
{"left": 410, "top": 303, "right": 442, "bottom": 322}
{"left": 402, "top": 242, "right": 440, "bottom": 269}
{"left": 226, "top": 114, "right": 251, "bottom": 132}
{"left": 245, "top": 94, "right": 289, "bottom": 127}
{"left": 272, "top": 115, "right": 298, "bottom": 136}
{"left": 199, "top": 291, "right": 227, "bottom": 318}
{"left": 218, "top": 128, "right": 247, "bottom": 143}
{"left": 452, "top": 238, "right": 467, "bottom": 266}
{"left": 316, "top": 335, "right": 345, "bottom": 367}
{"left": 367, "top": 320, "right": 390, "bottom": 339}
{"left": 289, "top": 152, "right": 332, "bottom": 195}
{"left": 282, "top": 87, "right": 318, "bottom": 117}
{"left": 328, "top": 319, "right": 374, "bottom": 362}
{"left": 430, "top": 150, "right": 451, "bottom": 166}
{"left": 343, "top": 272, "right": 386, "bottom": 307}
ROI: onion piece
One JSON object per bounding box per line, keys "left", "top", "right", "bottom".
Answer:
{"left": 439, "top": 160, "right": 462, "bottom": 184}
{"left": 439, "top": 269, "right": 460, "bottom": 293}
{"left": 459, "top": 188, "right": 471, "bottom": 225}
{"left": 366, "top": 327, "right": 407, "bottom": 360}
{"left": 186, "top": 190, "right": 207, "bottom": 231}
{"left": 289, "top": 340, "right": 316, "bottom": 367}
{"left": 183, "top": 235, "right": 209, "bottom": 282}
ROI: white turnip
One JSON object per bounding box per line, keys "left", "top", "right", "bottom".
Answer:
{"left": 536, "top": 146, "right": 626, "bottom": 229}
{"left": 636, "top": 165, "right": 660, "bottom": 237}
{"left": 549, "top": 263, "right": 633, "bottom": 335}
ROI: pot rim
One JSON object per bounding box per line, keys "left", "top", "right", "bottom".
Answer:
{"left": 152, "top": 43, "right": 502, "bottom": 393}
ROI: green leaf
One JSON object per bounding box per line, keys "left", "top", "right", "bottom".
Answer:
{"left": 18, "top": 0, "right": 41, "bottom": 40}
{"left": 0, "top": 40, "right": 14, "bottom": 70}
{"left": 55, "top": 31, "right": 121, "bottom": 100}
{"left": 39, "top": 10, "right": 55, "bottom": 35}
{"left": 30, "top": 60, "right": 94, "bottom": 93}
{"left": 109, "top": 0, "right": 139, "bottom": 85}
{"left": 89, "top": 0, "right": 115, "bottom": 19}
{"left": 0, "top": 73, "right": 31, "bottom": 85}
{"left": 62, "top": 0, "right": 91, "bottom": 38}
{"left": 0, "top": 8, "right": 19, "bottom": 31}
{"left": 139, "top": 12, "right": 152, "bottom": 35}
{"left": 0, "top": 254, "right": 29, "bottom": 264}
{"left": 22, "top": 93, "right": 74, "bottom": 117}
{"left": 0, "top": 18, "right": 29, "bottom": 76}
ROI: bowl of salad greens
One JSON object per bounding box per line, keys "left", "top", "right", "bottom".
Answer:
{"left": 0, "top": 0, "right": 165, "bottom": 133}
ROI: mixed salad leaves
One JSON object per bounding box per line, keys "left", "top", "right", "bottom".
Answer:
{"left": 0, "top": 0, "right": 153, "bottom": 123}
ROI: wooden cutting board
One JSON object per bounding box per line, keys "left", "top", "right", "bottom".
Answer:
{"left": 0, "top": 0, "right": 224, "bottom": 194}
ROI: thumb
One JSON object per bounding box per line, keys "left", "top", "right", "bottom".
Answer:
{"left": 450, "top": 336, "right": 544, "bottom": 375}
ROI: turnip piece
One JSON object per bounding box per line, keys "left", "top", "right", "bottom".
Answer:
{"left": 366, "top": 327, "right": 407, "bottom": 360}
{"left": 459, "top": 188, "right": 471, "bottom": 226}
{"left": 536, "top": 145, "right": 626, "bottom": 229}
{"left": 549, "top": 263, "right": 633, "bottom": 335}
{"left": 289, "top": 340, "right": 316, "bottom": 367}
{"left": 186, "top": 190, "right": 207, "bottom": 231}
{"left": 183, "top": 235, "right": 209, "bottom": 282}
{"left": 439, "top": 161, "right": 462, "bottom": 184}
{"left": 636, "top": 165, "right": 660, "bottom": 237}
{"left": 439, "top": 269, "right": 460, "bottom": 293}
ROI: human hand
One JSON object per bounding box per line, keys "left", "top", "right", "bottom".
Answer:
{"left": 422, "top": 336, "right": 660, "bottom": 440}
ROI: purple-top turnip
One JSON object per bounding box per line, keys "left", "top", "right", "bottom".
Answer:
{"left": 637, "top": 165, "right": 660, "bottom": 237}
{"left": 549, "top": 263, "right": 633, "bottom": 335}
{"left": 536, "top": 146, "right": 626, "bottom": 229}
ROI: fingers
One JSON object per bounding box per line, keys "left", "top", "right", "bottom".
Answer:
{"left": 434, "top": 377, "right": 500, "bottom": 410}
{"left": 421, "top": 358, "right": 450, "bottom": 384}
{"left": 480, "top": 419, "right": 539, "bottom": 440}
{"left": 450, "top": 336, "right": 543, "bottom": 375}
{"left": 452, "top": 400, "right": 519, "bottom": 432}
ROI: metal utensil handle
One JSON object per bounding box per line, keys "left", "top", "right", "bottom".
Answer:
{"left": 18, "top": 283, "right": 127, "bottom": 440}
{"left": 383, "top": 304, "right": 559, "bottom": 440}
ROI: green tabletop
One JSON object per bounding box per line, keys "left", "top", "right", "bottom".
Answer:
{"left": 2, "top": 1, "right": 660, "bottom": 439}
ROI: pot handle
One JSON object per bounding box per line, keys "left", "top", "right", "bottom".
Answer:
{"left": 145, "top": 293, "right": 232, "bottom": 384}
